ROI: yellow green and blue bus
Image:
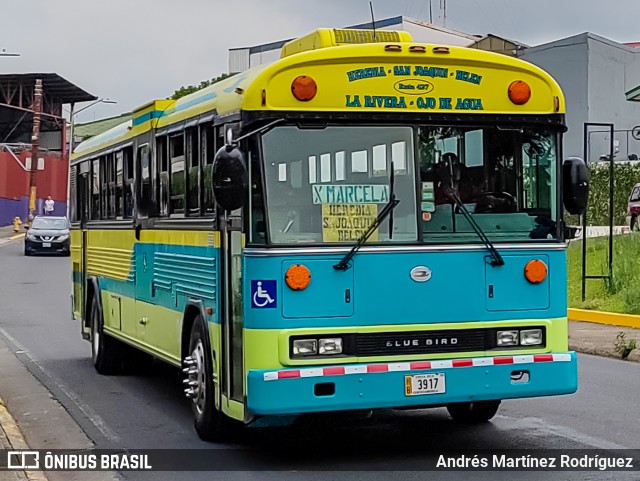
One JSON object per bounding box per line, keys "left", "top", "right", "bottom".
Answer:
{"left": 70, "top": 28, "right": 588, "bottom": 440}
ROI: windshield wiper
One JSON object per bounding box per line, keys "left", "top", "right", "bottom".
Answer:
{"left": 445, "top": 190, "right": 505, "bottom": 267}
{"left": 333, "top": 196, "right": 400, "bottom": 271}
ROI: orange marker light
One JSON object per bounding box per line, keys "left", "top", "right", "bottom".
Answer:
{"left": 508, "top": 80, "right": 531, "bottom": 105}
{"left": 285, "top": 264, "right": 311, "bottom": 290}
{"left": 524, "top": 259, "right": 547, "bottom": 284}
{"left": 291, "top": 76, "right": 317, "bottom": 101}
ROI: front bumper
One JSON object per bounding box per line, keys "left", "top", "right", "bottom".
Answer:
{"left": 247, "top": 352, "right": 578, "bottom": 415}
{"left": 25, "top": 239, "right": 70, "bottom": 254}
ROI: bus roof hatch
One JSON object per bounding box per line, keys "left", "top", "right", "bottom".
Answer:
{"left": 281, "top": 28, "right": 413, "bottom": 58}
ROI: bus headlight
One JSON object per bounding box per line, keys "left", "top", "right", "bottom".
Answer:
{"left": 496, "top": 330, "right": 519, "bottom": 347}
{"left": 292, "top": 339, "right": 317, "bottom": 356}
{"left": 520, "top": 329, "right": 543, "bottom": 346}
{"left": 319, "top": 338, "right": 343, "bottom": 355}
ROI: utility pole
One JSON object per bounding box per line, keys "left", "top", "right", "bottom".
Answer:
{"left": 28, "top": 79, "right": 43, "bottom": 223}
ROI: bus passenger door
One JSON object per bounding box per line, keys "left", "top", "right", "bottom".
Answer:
{"left": 220, "top": 212, "right": 244, "bottom": 404}
{"left": 77, "top": 169, "right": 90, "bottom": 332}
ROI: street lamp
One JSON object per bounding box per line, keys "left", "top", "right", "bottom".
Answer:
{"left": 0, "top": 49, "right": 20, "bottom": 57}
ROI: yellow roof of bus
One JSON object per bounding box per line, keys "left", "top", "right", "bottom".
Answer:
{"left": 73, "top": 28, "right": 564, "bottom": 161}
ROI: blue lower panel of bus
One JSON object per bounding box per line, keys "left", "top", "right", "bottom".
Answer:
{"left": 246, "top": 352, "right": 578, "bottom": 415}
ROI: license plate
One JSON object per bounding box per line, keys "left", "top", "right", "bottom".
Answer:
{"left": 405, "top": 373, "right": 445, "bottom": 396}
{"left": 42, "top": 242, "right": 51, "bottom": 247}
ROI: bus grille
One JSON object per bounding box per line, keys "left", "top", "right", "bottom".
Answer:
{"left": 355, "top": 329, "right": 490, "bottom": 356}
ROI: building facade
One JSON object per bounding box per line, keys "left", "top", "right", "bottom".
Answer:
{"left": 519, "top": 33, "right": 640, "bottom": 161}
{"left": 0, "top": 73, "right": 95, "bottom": 226}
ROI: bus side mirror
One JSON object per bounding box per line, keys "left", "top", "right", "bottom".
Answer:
{"left": 212, "top": 145, "right": 248, "bottom": 212}
{"left": 563, "top": 157, "right": 588, "bottom": 215}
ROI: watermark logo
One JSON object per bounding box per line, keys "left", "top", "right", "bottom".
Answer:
{"left": 7, "top": 451, "right": 39, "bottom": 470}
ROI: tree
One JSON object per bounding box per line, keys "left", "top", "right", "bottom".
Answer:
{"left": 171, "top": 73, "right": 235, "bottom": 100}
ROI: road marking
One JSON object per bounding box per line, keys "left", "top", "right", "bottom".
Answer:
{"left": 9, "top": 233, "right": 25, "bottom": 241}
{"left": 0, "top": 326, "right": 119, "bottom": 443}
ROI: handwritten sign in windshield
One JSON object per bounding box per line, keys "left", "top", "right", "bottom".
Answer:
{"left": 312, "top": 184, "right": 389, "bottom": 204}
{"left": 322, "top": 204, "right": 379, "bottom": 242}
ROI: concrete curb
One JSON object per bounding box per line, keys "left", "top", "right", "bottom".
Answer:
{"left": 8, "top": 233, "right": 25, "bottom": 241}
{"left": 0, "top": 398, "right": 48, "bottom": 481}
{"left": 569, "top": 321, "right": 640, "bottom": 363}
{"left": 0, "top": 331, "right": 120, "bottom": 481}
{"left": 568, "top": 308, "right": 640, "bottom": 329}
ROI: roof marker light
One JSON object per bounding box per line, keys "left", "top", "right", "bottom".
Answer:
{"left": 384, "top": 44, "right": 402, "bottom": 52}
{"left": 432, "top": 46, "right": 450, "bottom": 54}
{"left": 409, "top": 45, "right": 427, "bottom": 53}
{"left": 508, "top": 80, "right": 531, "bottom": 105}
{"left": 291, "top": 76, "right": 317, "bottom": 101}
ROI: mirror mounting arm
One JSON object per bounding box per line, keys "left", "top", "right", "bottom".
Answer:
{"left": 227, "top": 119, "right": 284, "bottom": 146}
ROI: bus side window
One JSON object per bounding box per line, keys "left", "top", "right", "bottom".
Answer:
{"left": 69, "top": 166, "right": 77, "bottom": 222}
{"left": 91, "top": 158, "right": 100, "bottom": 220}
{"left": 186, "top": 126, "right": 200, "bottom": 216}
{"left": 156, "top": 136, "right": 169, "bottom": 217}
{"left": 137, "top": 144, "right": 152, "bottom": 217}
{"left": 100, "top": 155, "right": 108, "bottom": 219}
{"left": 106, "top": 153, "right": 116, "bottom": 219}
{"left": 124, "top": 146, "right": 134, "bottom": 219}
{"left": 78, "top": 161, "right": 90, "bottom": 222}
{"left": 115, "top": 151, "right": 124, "bottom": 219}
{"left": 201, "top": 124, "right": 216, "bottom": 215}
{"left": 169, "top": 134, "right": 185, "bottom": 215}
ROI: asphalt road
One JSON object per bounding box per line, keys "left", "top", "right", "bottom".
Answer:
{"left": 0, "top": 239, "right": 638, "bottom": 481}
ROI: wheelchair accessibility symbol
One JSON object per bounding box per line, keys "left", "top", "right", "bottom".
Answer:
{"left": 251, "top": 280, "right": 277, "bottom": 308}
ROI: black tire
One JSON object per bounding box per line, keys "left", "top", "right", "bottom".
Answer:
{"left": 632, "top": 216, "right": 639, "bottom": 232}
{"left": 187, "top": 316, "right": 234, "bottom": 441}
{"left": 446, "top": 400, "right": 501, "bottom": 423}
{"left": 24, "top": 248, "right": 30, "bottom": 256}
{"left": 90, "top": 292, "right": 123, "bottom": 375}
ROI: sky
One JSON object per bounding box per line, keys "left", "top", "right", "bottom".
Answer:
{"left": 1, "top": 0, "right": 639, "bottom": 123}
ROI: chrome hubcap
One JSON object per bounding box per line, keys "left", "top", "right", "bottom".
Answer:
{"left": 183, "top": 341, "right": 206, "bottom": 414}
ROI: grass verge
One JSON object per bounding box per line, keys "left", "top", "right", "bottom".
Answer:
{"left": 568, "top": 233, "right": 640, "bottom": 314}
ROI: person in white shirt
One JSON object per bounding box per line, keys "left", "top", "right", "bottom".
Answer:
{"left": 44, "top": 196, "right": 55, "bottom": 216}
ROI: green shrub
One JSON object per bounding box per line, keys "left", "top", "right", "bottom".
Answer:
{"left": 614, "top": 332, "right": 637, "bottom": 359}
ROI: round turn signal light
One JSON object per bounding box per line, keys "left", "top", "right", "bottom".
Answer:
{"left": 508, "top": 80, "right": 531, "bottom": 105}
{"left": 524, "top": 259, "right": 547, "bottom": 284}
{"left": 291, "top": 76, "right": 317, "bottom": 101}
{"left": 285, "top": 264, "right": 311, "bottom": 290}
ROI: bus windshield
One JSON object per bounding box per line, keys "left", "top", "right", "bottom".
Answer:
{"left": 260, "top": 124, "right": 559, "bottom": 245}
{"left": 418, "top": 125, "right": 559, "bottom": 243}
{"left": 261, "top": 125, "right": 418, "bottom": 244}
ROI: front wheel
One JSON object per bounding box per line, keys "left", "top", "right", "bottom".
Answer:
{"left": 185, "top": 316, "right": 235, "bottom": 441}
{"left": 632, "top": 216, "right": 639, "bottom": 232}
{"left": 446, "top": 400, "right": 501, "bottom": 423}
